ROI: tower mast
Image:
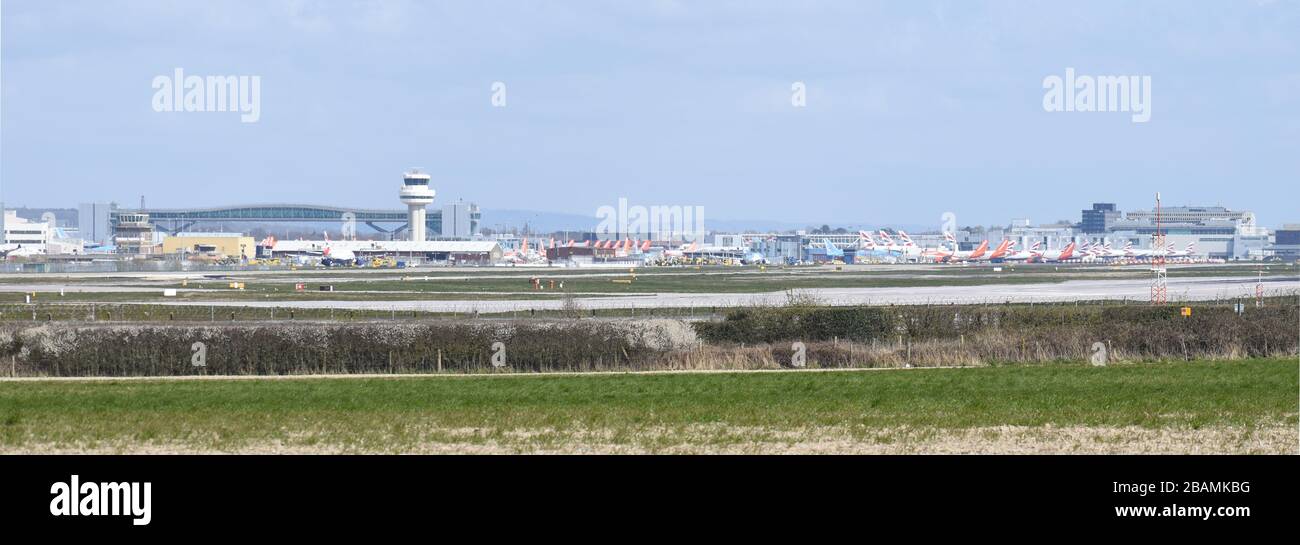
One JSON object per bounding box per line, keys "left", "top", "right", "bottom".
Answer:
{"left": 1150, "top": 192, "right": 1167, "bottom": 305}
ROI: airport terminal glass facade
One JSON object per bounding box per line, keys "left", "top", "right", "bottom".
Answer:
{"left": 110, "top": 205, "right": 442, "bottom": 237}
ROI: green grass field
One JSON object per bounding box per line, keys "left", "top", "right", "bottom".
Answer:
{"left": 2, "top": 359, "right": 1294, "bottom": 453}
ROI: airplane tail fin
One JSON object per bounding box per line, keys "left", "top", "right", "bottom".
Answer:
{"left": 1059, "top": 242, "right": 1076, "bottom": 260}
{"left": 991, "top": 239, "right": 1011, "bottom": 257}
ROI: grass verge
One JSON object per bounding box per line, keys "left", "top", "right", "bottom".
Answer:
{"left": 1, "top": 359, "right": 1294, "bottom": 453}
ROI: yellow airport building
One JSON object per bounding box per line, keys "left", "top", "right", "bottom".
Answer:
{"left": 161, "top": 234, "right": 256, "bottom": 260}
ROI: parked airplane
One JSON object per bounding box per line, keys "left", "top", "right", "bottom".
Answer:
{"left": 893, "top": 231, "right": 927, "bottom": 260}
{"left": 857, "top": 231, "right": 885, "bottom": 253}
{"left": 822, "top": 238, "right": 846, "bottom": 261}
{"left": 503, "top": 237, "right": 546, "bottom": 265}
{"left": 1168, "top": 242, "right": 1197, "bottom": 258}
{"left": 288, "top": 232, "right": 356, "bottom": 266}
{"left": 878, "top": 230, "right": 911, "bottom": 254}
{"left": 1003, "top": 240, "right": 1043, "bottom": 261}
{"left": 925, "top": 239, "right": 990, "bottom": 263}
{"left": 0, "top": 244, "right": 40, "bottom": 258}
{"left": 980, "top": 239, "right": 1014, "bottom": 261}
{"left": 1034, "top": 241, "right": 1077, "bottom": 262}
{"left": 660, "top": 240, "right": 700, "bottom": 259}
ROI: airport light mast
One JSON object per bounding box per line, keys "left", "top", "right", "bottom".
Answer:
{"left": 1150, "top": 192, "right": 1167, "bottom": 305}
{"left": 399, "top": 169, "right": 435, "bottom": 242}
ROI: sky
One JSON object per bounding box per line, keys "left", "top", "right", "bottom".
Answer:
{"left": 2, "top": 0, "right": 1298, "bottom": 230}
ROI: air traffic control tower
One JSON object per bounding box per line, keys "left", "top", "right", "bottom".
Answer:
{"left": 399, "top": 169, "right": 435, "bottom": 241}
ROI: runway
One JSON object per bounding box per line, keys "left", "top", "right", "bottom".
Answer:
{"left": 146, "top": 275, "right": 1299, "bottom": 313}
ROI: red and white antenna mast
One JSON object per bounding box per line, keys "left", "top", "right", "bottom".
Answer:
{"left": 1150, "top": 192, "right": 1167, "bottom": 305}
{"left": 1255, "top": 266, "right": 1264, "bottom": 307}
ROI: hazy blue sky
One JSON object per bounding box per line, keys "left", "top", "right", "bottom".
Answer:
{"left": 2, "top": 0, "right": 1298, "bottom": 229}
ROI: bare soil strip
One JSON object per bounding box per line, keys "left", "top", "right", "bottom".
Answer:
{"left": 7, "top": 424, "right": 1293, "bottom": 455}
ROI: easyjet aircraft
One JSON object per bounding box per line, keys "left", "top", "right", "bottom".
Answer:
{"left": 1035, "top": 241, "right": 1078, "bottom": 262}
{"left": 926, "top": 239, "right": 991, "bottom": 263}
{"left": 981, "top": 239, "right": 1014, "bottom": 261}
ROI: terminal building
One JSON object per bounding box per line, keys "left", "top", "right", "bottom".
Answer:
{"left": 1267, "top": 225, "right": 1300, "bottom": 261}
{"left": 270, "top": 240, "right": 502, "bottom": 265}
{"left": 1105, "top": 205, "right": 1268, "bottom": 259}
{"left": 88, "top": 170, "right": 482, "bottom": 248}
{"left": 112, "top": 213, "right": 157, "bottom": 255}
{"left": 441, "top": 200, "right": 480, "bottom": 239}
{"left": 78, "top": 202, "right": 115, "bottom": 245}
{"left": 2, "top": 210, "right": 52, "bottom": 254}
{"left": 1080, "top": 203, "right": 1121, "bottom": 234}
